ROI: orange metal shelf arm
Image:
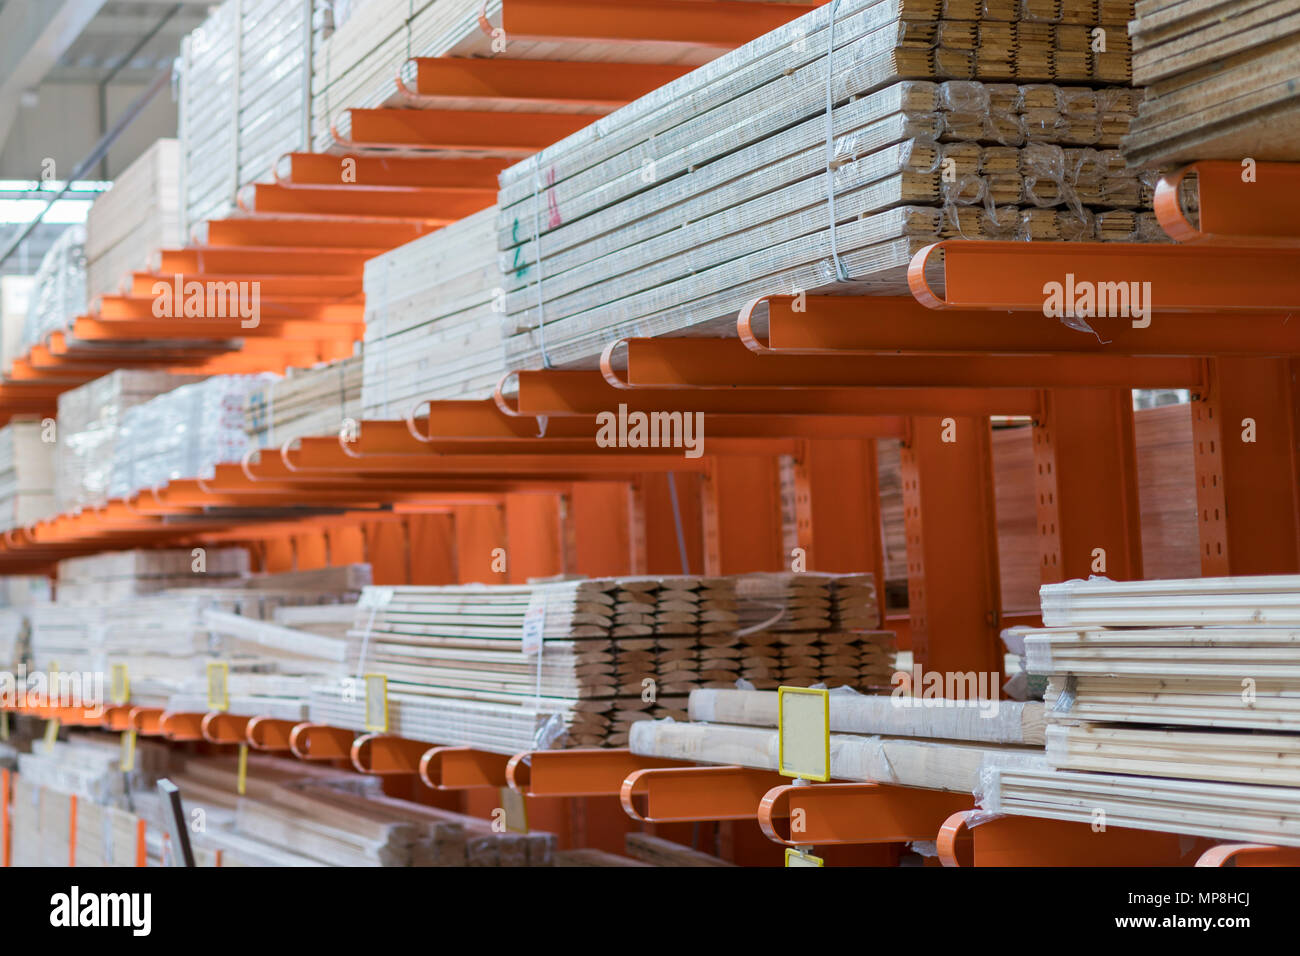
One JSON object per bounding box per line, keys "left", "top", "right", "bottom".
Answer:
{"left": 245, "top": 716, "right": 296, "bottom": 753}
{"left": 201, "top": 712, "right": 252, "bottom": 746}
{"left": 1196, "top": 844, "right": 1300, "bottom": 867}
{"left": 506, "top": 748, "right": 686, "bottom": 798}
{"left": 288, "top": 723, "right": 355, "bottom": 761}
{"left": 350, "top": 734, "right": 433, "bottom": 775}
{"left": 620, "top": 765, "right": 786, "bottom": 822}
{"left": 419, "top": 746, "right": 511, "bottom": 790}
{"left": 758, "top": 783, "right": 972, "bottom": 846}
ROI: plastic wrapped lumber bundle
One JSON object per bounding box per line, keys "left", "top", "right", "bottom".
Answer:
{"left": 55, "top": 548, "right": 250, "bottom": 603}
{"left": 1122, "top": 0, "right": 1300, "bottom": 165}
{"left": 108, "top": 375, "right": 272, "bottom": 501}
{"left": 361, "top": 207, "right": 503, "bottom": 415}
{"left": 54, "top": 370, "right": 205, "bottom": 513}
{"left": 21, "top": 225, "right": 85, "bottom": 354}
{"left": 497, "top": 0, "right": 1148, "bottom": 371}
{"left": 0, "top": 421, "right": 55, "bottom": 530}
{"left": 84, "top": 139, "right": 181, "bottom": 301}
{"left": 245, "top": 355, "right": 362, "bottom": 449}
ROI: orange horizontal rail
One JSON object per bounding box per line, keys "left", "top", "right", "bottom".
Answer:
{"left": 910, "top": 240, "right": 1300, "bottom": 312}
{"left": 245, "top": 716, "right": 297, "bottom": 752}
{"left": 740, "top": 294, "right": 1300, "bottom": 356}
{"left": 350, "top": 734, "right": 432, "bottom": 775}
{"left": 1155, "top": 161, "right": 1300, "bottom": 244}
{"left": 129, "top": 707, "right": 164, "bottom": 736}
{"left": 335, "top": 108, "right": 590, "bottom": 153}
{"left": 497, "top": 0, "right": 816, "bottom": 47}
{"left": 240, "top": 182, "right": 492, "bottom": 222}
{"left": 759, "top": 783, "right": 971, "bottom": 846}
{"left": 204, "top": 217, "right": 432, "bottom": 249}
{"left": 508, "top": 369, "right": 1044, "bottom": 417}
{"left": 621, "top": 765, "right": 785, "bottom": 822}
{"left": 606, "top": 336, "right": 1205, "bottom": 389}
{"left": 159, "top": 246, "right": 375, "bottom": 276}
{"left": 400, "top": 56, "right": 691, "bottom": 108}
{"left": 419, "top": 746, "right": 511, "bottom": 790}
{"left": 275, "top": 152, "right": 509, "bottom": 189}
{"left": 506, "top": 748, "right": 687, "bottom": 797}
{"left": 129, "top": 272, "right": 363, "bottom": 298}
{"left": 160, "top": 711, "right": 206, "bottom": 741}
{"left": 201, "top": 711, "right": 251, "bottom": 745}
{"left": 288, "top": 723, "right": 355, "bottom": 761}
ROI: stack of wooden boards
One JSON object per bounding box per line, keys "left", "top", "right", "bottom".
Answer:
{"left": 631, "top": 686, "right": 1046, "bottom": 790}
{"left": 84, "top": 139, "right": 181, "bottom": 302}
{"left": 979, "top": 575, "right": 1300, "bottom": 846}
{"left": 107, "top": 375, "right": 271, "bottom": 501}
{"left": 1123, "top": 0, "right": 1300, "bottom": 165}
{"left": 164, "top": 751, "right": 557, "bottom": 866}
{"left": 28, "top": 565, "right": 367, "bottom": 714}
{"left": 498, "top": 0, "right": 1150, "bottom": 371}
{"left": 55, "top": 370, "right": 204, "bottom": 513}
{"left": 21, "top": 225, "right": 85, "bottom": 356}
{"left": 55, "top": 548, "right": 250, "bottom": 603}
{"left": 309, "top": 0, "right": 757, "bottom": 154}
{"left": 178, "top": 0, "right": 321, "bottom": 229}
{"left": 245, "top": 355, "right": 362, "bottom": 448}
{"left": 0, "top": 421, "right": 55, "bottom": 531}
{"left": 361, "top": 208, "right": 504, "bottom": 412}
{"left": 309, "top": 573, "right": 894, "bottom": 751}
{"left": 8, "top": 737, "right": 558, "bottom": 867}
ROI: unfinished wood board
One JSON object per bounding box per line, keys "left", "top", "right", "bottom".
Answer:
{"left": 629, "top": 718, "right": 1043, "bottom": 791}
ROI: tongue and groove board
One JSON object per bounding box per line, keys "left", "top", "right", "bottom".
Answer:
{"left": 0, "top": 422, "right": 56, "bottom": 531}
{"left": 1039, "top": 575, "right": 1300, "bottom": 626}
{"left": 361, "top": 207, "right": 505, "bottom": 413}
{"left": 310, "top": 575, "right": 896, "bottom": 751}
{"left": 498, "top": 0, "right": 1146, "bottom": 370}
{"left": 1045, "top": 724, "right": 1300, "bottom": 787}
{"left": 982, "top": 764, "right": 1300, "bottom": 846}
{"left": 1123, "top": 0, "right": 1300, "bottom": 164}
{"left": 245, "top": 355, "right": 363, "bottom": 448}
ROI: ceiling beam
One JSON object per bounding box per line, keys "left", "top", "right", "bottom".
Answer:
{"left": 0, "top": 0, "right": 111, "bottom": 150}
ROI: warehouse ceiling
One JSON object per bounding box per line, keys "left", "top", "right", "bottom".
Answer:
{"left": 0, "top": 0, "right": 209, "bottom": 277}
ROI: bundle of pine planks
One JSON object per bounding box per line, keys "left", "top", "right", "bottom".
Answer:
{"left": 0, "top": 421, "right": 56, "bottom": 531}
{"left": 631, "top": 685, "right": 1046, "bottom": 790}
{"left": 84, "top": 139, "right": 182, "bottom": 302}
{"left": 178, "top": 0, "right": 322, "bottom": 229}
{"left": 1122, "top": 0, "right": 1300, "bottom": 165}
{"left": 245, "top": 355, "right": 362, "bottom": 448}
{"left": 308, "top": 573, "right": 895, "bottom": 751}
{"left": 54, "top": 370, "right": 205, "bottom": 513}
{"left": 361, "top": 208, "right": 504, "bottom": 413}
{"left": 55, "top": 548, "right": 250, "bottom": 603}
{"left": 497, "top": 0, "right": 1150, "bottom": 372}
{"left": 979, "top": 574, "right": 1300, "bottom": 846}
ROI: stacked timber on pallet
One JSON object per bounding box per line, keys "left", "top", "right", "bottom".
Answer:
{"left": 361, "top": 208, "right": 504, "bottom": 412}
{"left": 625, "top": 833, "right": 736, "bottom": 867}
{"left": 308, "top": 573, "right": 894, "bottom": 751}
{"left": 55, "top": 370, "right": 204, "bottom": 513}
{"left": 163, "top": 752, "right": 557, "bottom": 866}
{"left": 308, "top": 0, "right": 760, "bottom": 154}
{"left": 1123, "top": 0, "right": 1300, "bottom": 165}
{"left": 178, "top": 0, "right": 321, "bottom": 229}
{"left": 29, "top": 566, "right": 365, "bottom": 715}
{"left": 55, "top": 548, "right": 250, "bottom": 602}
{"left": 244, "top": 355, "right": 362, "bottom": 448}
{"left": 108, "top": 375, "right": 272, "bottom": 501}
{"left": 21, "top": 225, "right": 86, "bottom": 356}
{"left": 0, "top": 605, "right": 27, "bottom": 671}
{"left": 632, "top": 686, "right": 1045, "bottom": 790}
{"left": 498, "top": 0, "right": 1150, "bottom": 371}
{"left": 84, "top": 139, "right": 181, "bottom": 302}
{"left": 0, "top": 421, "right": 55, "bottom": 530}
{"left": 978, "top": 575, "right": 1300, "bottom": 846}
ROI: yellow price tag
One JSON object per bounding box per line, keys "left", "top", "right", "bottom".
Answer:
{"left": 120, "top": 729, "right": 136, "bottom": 772}
{"left": 110, "top": 664, "right": 130, "bottom": 706}
{"left": 207, "top": 661, "right": 230, "bottom": 712}
{"left": 777, "top": 686, "right": 830, "bottom": 781}
{"left": 363, "top": 674, "right": 388, "bottom": 732}
{"left": 44, "top": 718, "right": 60, "bottom": 749}
{"left": 1, "top": 709, "right": 9, "bottom": 742}
{"left": 785, "top": 848, "right": 824, "bottom": 867}
{"left": 237, "top": 742, "right": 248, "bottom": 796}
{"left": 498, "top": 786, "right": 529, "bottom": 834}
